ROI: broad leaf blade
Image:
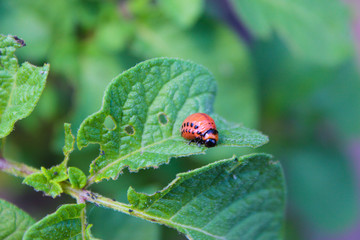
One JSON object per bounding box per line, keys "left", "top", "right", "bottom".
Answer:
{"left": 68, "top": 166, "right": 87, "bottom": 189}
{"left": 0, "top": 199, "right": 35, "bottom": 239}
{"left": 128, "top": 154, "right": 285, "bottom": 240}
{"left": 0, "top": 34, "right": 49, "bottom": 138}
{"left": 23, "top": 204, "right": 96, "bottom": 240}
{"left": 229, "top": 0, "right": 352, "bottom": 65}
{"left": 77, "top": 58, "right": 268, "bottom": 183}
{"left": 214, "top": 115, "right": 268, "bottom": 147}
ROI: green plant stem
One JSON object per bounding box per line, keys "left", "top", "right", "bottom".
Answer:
{"left": 0, "top": 157, "right": 169, "bottom": 226}
{"left": 61, "top": 182, "right": 175, "bottom": 227}
{"left": 0, "top": 157, "right": 39, "bottom": 178}
{"left": 0, "top": 158, "right": 139, "bottom": 220}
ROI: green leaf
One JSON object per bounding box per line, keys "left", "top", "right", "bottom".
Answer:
{"left": 68, "top": 167, "right": 87, "bottom": 189}
{"left": 0, "top": 198, "right": 35, "bottom": 239}
{"left": 128, "top": 153, "right": 285, "bottom": 240}
{"left": 214, "top": 115, "right": 268, "bottom": 147}
{"left": 77, "top": 58, "right": 268, "bottom": 183}
{"left": 23, "top": 172, "right": 63, "bottom": 198}
{"left": 41, "top": 164, "right": 68, "bottom": 183}
{"left": 229, "top": 0, "right": 352, "bottom": 65}
{"left": 23, "top": 204, "right": 96, "bottom": 240}
{"left": 0, "top": 34, "right": 49, "bottom": 138}
{"left": 158, "top": 0, "right": 204, "bottom": 28}
{"left": 63, "top": 123, "right": 75, "bottom": 165}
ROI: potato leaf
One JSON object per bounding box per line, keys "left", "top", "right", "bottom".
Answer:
{"left": 77, "top": 58, "right": 268, "bottom": 183}
{"left": 23, "top": 172, "right": 63, "bottom": 198}
{"left": 0, "top": 34, "right": 49, "bottom": 138}
{"left": 68, "top": 167, "right": 87, "bottom": 189}
{"left": 0, "top": 199, "right": 35, "bottom": 239}
{"left": 127, "top": 153, "right": 285, "bottom": 240}
{"left": 23, "top": 204, "right": 97, "bottom": 240}
{"left": 63, "top": 123, "right": 75, "bottom": 165}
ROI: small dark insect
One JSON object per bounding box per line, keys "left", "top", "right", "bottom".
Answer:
{"left": 90, "top": 192, "right": 98, "bottom": 200}
{"left": 13, "top": 36, "right": 26, "bottom": 46}
{"left": 128, "top": 209, "right": 133, "bottom": 213}
{"left": 180, "top": 113, "right": 218, "bottom": 148}
{"left": 53, "top": 171, "right": 58, "bottom": 175}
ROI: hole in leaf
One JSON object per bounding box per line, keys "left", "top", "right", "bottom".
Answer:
{"left": 158, "top": 113, "right": 168, "bottom": 125}
{"left": 124, "top": 125, "right": 135, "bottom": 135}
{"left": 104, "top": 116, "right": 116, "bottom": 130}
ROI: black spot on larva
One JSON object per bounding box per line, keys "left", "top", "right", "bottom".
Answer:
{"left": 197, "top": 131, "right": 201, "bottom": 135}
{"left": 191, "top": 123, "right": 193, "bottom": 127}
{"left": 187, "top": 122, "right": 189, "bottom": 126}
{"left": 192, "top": 131, "right": 195, "bottom": 134}
{"left": 194, "top": 125, "right": 199, "bottom": 129}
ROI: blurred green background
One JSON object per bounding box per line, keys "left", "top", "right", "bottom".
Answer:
{"left": 1, "top": 0, "right": 360, "bottom": 239}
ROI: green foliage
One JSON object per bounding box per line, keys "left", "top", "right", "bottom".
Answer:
{"left": 63, "top": 123, "right": 75, "bottom": 165}
{"left": 77, "top": 58, "right": 268, "bottom": 183}
{"left": 22, "top": 123, "right": 76, "bottom": 197}
{"left": 23, "top": 204, "right": 96, "bottom": 240}
{"left": 229, "top": 0, "right": 352, "bottom": 65}
{"left": 0, "top": 199, "right": 35, "bottom": 239}
{"left": 0, "top": 34, "right": 49, "bottom": 138}
{"left": 1, "top": 0, "right": 357, "bottom": 239}
{"left": 23, "top": 172, "right": 63, "bottom": 198}
{"left": 128, "top": 154, "right": 285, "bottom": 240}
{"left": 41, "top": 164, "right": 68, "bottom": 182}
{"left": 68, "top": 167, "right": 87, "bottom": 189}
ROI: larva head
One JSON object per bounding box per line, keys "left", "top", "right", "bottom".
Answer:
{"left": 203, "top": 129, "right": 218, "bottom": 148}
